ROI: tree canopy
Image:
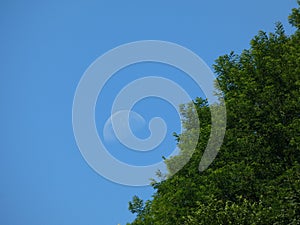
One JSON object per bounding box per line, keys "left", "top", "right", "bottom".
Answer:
{"left": 127, "top": 2, "right": 300, "bottom": 224}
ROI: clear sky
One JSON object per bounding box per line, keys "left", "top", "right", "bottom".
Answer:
{"left": 0, "top": 1, "right": 297, "bottom": 225}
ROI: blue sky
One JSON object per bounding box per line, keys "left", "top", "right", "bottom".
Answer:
{"left": 0, "top": 1, "right": 297, "bottom": 224}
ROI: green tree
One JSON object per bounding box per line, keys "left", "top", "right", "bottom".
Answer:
{"left": 128, "top": 2, "right": 300, "bottom": 224}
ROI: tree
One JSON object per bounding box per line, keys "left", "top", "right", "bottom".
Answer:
{"left": 127, "top": 2, "right": 300, "bottom": 224}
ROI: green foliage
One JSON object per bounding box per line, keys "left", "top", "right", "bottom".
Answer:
{"left": 129, "top": 196, "right": 144, "bottom": 215}
{"left": 128, "top": 196, "right": 153, "bottom": 225}
{"left": 289, "top": 0, "right": 300, "bottom": 29}
{"left": 127, "top": 3, "right": 300, "bottom": 225}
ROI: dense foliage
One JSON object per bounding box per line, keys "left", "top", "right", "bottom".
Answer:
{"left": 127, "top": 3, "right": 300, "bottom": 224}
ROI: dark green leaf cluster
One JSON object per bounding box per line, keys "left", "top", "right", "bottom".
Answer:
{"left": 127, "top": 3, "right": 300, "bottom": 224}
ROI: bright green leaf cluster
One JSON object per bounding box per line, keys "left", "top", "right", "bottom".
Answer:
{"left": 127, "top": 3, "right": 300, "bottom": 225}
